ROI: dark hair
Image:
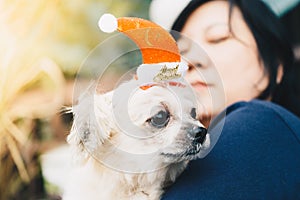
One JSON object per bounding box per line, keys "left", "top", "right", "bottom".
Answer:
{"left": 172, "top": 0, "right": 300, "bottom": 117}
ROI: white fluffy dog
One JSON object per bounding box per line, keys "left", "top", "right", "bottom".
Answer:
{"left": 63, "top": 80, "right": 210, "bottom": 200}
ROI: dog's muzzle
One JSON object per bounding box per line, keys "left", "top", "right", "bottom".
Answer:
{"left": 160, "top": 125, "right": 209, "bottom": 160}
{"left": 188, "top": 126, "right": 207, "bottom": 144}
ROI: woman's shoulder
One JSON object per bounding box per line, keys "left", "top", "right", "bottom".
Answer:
{"left": 221, "top": 99, "right": 300, "bottom": 135}
{"left": 206, "top": 99, "right": 300, "bottom": 161}
{"left": 226, "top": 99, "right": 298, "bottom": 117}
{"left": 209, "top": 99, "right": 300, "bottom": 152}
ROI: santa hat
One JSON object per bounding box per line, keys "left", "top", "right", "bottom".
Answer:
{"left": 98, "top": 13, "right": 188, "bottom": 86}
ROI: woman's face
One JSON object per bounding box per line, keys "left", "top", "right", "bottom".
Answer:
{"left": 179, "top": 0, "right": 269, "bottom": 121}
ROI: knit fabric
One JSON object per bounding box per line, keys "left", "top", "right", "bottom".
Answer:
{"left": 162, "top": 100, "right": 300, "bottom": 200}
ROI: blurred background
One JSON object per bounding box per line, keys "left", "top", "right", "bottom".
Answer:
{"left": 0, "top": 0, "right": 151, "bottom": 199}
{"left": 0, "top": 0, "right": 299, "bottom": 199}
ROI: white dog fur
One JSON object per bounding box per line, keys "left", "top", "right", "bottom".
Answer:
{"left": 63, "top": 80, "right": 210, "bottom": 200}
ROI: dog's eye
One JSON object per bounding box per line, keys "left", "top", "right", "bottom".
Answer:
{"left": 148, "top": 110, "right": 170, "bottom": 128}
{"left": 191, "top": 108, "right": 197, "bottom": 119}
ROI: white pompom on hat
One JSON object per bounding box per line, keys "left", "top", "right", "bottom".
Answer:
{"left": 98, "top": 13, "right": 118, "bottom": 33}
{"left": 149, "top": 0, "right": 191, "bottom": 30}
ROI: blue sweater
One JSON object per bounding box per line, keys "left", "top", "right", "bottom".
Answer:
{"left": 162, "top": 100, "right": 300, "bottom": 200}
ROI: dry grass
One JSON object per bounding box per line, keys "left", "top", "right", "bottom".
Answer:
{"left": 0, "top": 0, "right": 152, "bottom": 198}
{"left": 0, "top": 0, "right": 65, "bottom": 198}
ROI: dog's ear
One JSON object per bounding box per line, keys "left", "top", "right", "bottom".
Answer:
{"left": 67, "top": 90, "right": 114, "bottom": 162}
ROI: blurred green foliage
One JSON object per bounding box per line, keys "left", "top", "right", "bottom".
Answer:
{"left": 45, "top": 0, "right": 152, "bottom": 78}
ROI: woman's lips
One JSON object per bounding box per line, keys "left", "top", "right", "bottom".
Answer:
{"left": 190, "top": 81, "right": 211, "bottom": 91}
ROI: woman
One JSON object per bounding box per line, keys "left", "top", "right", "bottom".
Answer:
{"left": 150, "top": 0, "right": 300, "bottom": 199}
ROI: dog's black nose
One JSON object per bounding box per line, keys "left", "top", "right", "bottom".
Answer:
{"left": 188, "top": 126, "right": 207, "bottom": 144}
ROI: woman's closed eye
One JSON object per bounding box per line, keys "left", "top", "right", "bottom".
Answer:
{"left": 205, "top": 24, "right": 232, "bottom": 44}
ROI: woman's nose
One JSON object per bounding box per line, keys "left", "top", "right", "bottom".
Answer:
{"left": 188, "top": 62, "right": 203, "bottom": 70}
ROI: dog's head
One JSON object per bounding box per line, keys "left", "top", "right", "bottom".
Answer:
{"left": 68, "top": 80, "right": 210, "bottom": 170}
